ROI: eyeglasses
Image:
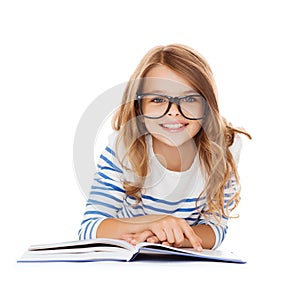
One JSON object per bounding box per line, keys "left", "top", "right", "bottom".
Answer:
{"left": 136, "top": 93, "right": 207, "bottom": 120}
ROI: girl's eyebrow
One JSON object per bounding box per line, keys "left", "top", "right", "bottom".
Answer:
{"left": 182, "top": 89, "right": 198, "bottom": 94}
{"left": 141, "top": 89, "right": 166, "bottom": 94}
{"left": 141, "top": 89, "right": 198, "bottom": 95}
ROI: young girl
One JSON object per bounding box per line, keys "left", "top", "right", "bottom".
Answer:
{"left": 78, "top": 44, "right": 251, "bottom": 250}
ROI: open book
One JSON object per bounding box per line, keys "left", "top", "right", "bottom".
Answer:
{"left": 17, "top": 238, "right": 246, "bottom": 264}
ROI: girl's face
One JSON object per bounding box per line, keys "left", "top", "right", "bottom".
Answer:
{"left": 140, "top": 65, "right": 203, "bottom": 148}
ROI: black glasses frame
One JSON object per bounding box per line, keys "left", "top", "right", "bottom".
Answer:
{"left": 136, "top": 93, "right": 208, "bottom": 120}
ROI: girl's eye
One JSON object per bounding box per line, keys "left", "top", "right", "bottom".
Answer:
{"left": 183, "top": 96, "right": 196, "bottom": 103}
{"left": 151, "top": 97, "right": 166, "bottom": 103}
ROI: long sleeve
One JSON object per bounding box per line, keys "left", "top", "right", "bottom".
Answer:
{"left": 78, "top": 134, "right": 126, "bottom": 240}
{"left": 196, "top": 134, "right": 243, "bottom": 249}
{"left": 196, "top": 175, "right": 240, "bottom": 249}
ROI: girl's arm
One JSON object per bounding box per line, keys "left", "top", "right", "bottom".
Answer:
{"left": 97, "top": 215, "right": 203, "bottom": 251}
{"left": 78, "top": 135, "right": 127, "bottom": 240}
{"left": 191, "top": 224, "right": 216, "bottom": 249}
{"left": 96, "top": 215, "right": 165, "bottom": 238}
{"left": 194, "top": 175, "right": 240, "bottom": 249}
{"left": 110, "top": 220, "right": 216, "bottom": 250}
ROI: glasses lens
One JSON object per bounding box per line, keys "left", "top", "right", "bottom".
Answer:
{"left": 140, "top": 94, "right": 169, "bottom": 118}
{"left": 180, "top": 95, "right": 206, "bottom": 119}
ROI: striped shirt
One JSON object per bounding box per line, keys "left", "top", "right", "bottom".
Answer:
{"left": 78, "top": 132, "right": 242, "bottom": 249}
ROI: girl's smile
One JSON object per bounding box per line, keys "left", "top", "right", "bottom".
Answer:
{"left": 159, "top": 120, "right": 189, "bottom": 132}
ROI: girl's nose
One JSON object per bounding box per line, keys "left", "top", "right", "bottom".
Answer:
{"left": 167, "top": 102, "right": 181, "bottom": 117}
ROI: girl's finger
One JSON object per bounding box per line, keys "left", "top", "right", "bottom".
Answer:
{"left": 146, "top": 235, "right": 160, "bottom": 243}
{"left": 164, "top": 227, "right": 175, "bottom": 244}
{"left": 131, "top": 230, "right": 154, "bottom": 244}
{"left": 120, "top": 234, "right": 134, "bottom": 243}
{"left": 172, "top": 227, "right": 185, "bottom": 246}
{"left": 152, "top": 228, "right": 167, "bottom": 242}
{"left": 182, "top": 226, "right": 203, "bottom": 251}
{"left": 162, "top": 241, "right": 173, "bottom": 247}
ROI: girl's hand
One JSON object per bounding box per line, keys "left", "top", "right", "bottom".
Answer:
{"left": 121, "top": 232, "right": 196, "bottom": 249}
{"left": 121, "top": 215, "right": 203, "bottom": 251}
{"left": 148, "top": 215, "right": 203, "bottom": 251}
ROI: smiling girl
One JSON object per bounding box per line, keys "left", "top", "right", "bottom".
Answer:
{"left": 78, "top": 44, "right": 251, "bottom": 250}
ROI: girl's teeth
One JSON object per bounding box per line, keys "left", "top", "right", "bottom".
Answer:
{"left": 162, "top": 123, "right": 184, "bottom": 129}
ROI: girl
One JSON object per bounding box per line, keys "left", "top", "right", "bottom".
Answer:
{"left": 78, "top": 44, "right": 251, "bottom": 250}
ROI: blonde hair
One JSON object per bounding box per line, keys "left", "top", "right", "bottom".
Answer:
{"left": 112, "top": 44, "right": 251, "bottom": 222}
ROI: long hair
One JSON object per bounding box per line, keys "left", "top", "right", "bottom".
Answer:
{"left": 112, "top": 44, "right": 251, "bottom": 222}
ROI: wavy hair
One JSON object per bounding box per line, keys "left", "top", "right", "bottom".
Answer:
{"left": 112, "top": 44, "right": 251, "bottom": 222}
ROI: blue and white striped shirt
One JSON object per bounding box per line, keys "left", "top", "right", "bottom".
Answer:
{"left": 79, "top": 132, "right": 242, "bottom": 249}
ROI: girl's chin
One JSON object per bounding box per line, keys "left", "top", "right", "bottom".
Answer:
{"left": 152, "top": 133, "right": 194, "bottom": 148}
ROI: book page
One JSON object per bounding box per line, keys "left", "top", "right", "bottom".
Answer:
{"left": 136, "top": 242, "right": 245, "bottom": 263}
{"left": 19, "top": 238, "right": 138, "bottom": 262}
{"left": 18, "top": 249, "right": 134, "bottom": 262}
{"left": 28, "top": 238, "right": 135, "bottom": 252}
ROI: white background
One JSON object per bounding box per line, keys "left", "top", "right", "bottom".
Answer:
{"left": 1, "top": 0, "right": 299, "bottom": 299}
